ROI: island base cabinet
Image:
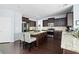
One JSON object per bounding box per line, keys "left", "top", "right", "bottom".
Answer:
{"left": 36, "top": 32, "right": 47, "bottom": 46}
{"left": 31, "top": 32, "right": 47, "bottom": 47}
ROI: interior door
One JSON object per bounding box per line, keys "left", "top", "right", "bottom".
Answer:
{"left": 0, "top": 17, "right": 12, "bottom": 43}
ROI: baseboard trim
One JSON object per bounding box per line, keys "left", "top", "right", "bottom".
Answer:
{"left": 0, "top": 42, "right": 10, "bottom": 44}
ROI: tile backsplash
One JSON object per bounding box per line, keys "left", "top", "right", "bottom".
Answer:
{"left": 29, "top": 26, "right": 66, "bottom": 31}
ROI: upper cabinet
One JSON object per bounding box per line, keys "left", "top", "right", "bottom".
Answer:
{"left": 22, "top": 17, "right": 29, "bottom": 22}
{"left": 43, "top": 20, "right": 48, "bottom": 26}
{"left": 29, "top": 20, "right": 36, "bottom": 27}
{"left": 54, "top": 18, "right": 66, "bottom": 26}
{"left": 66, "top": 12, "right": 73, "bottom": 26}
{"left": 22, "top": 17, "right": 36, "bottom": 27}
{"left": 48, "top": 18, "right": 55, "bottom": 23}
{"left": 43, "top": 17, "right": 66, "bottom": 27}
{"left": 43, "top": 18, "right": 55, "bottom": 27}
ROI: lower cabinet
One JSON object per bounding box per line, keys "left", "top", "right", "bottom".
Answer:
{"left": 54, "top": 31, "right": 62, "bottom": 40}
{"left": 36, "top": 32, "right": 47, "bottom": 46}
{"left": 63, "top": 49, "right": 79, "bottom": 54}
{"left": 31, "top": 32, "right": 47, "bottom": 46}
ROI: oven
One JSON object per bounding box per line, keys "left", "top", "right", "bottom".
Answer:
{"left": 47, "top": 28, "right": 55, "bottom": 38}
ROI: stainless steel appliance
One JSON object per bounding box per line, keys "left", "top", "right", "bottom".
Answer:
{"left": 47, "top": 28, "right": 55, "bottom": 38}
{"left": 22, "top": 22, "right": 29, "bottom": 32}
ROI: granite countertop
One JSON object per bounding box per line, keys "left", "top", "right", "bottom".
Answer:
{"left": 28, "top": 31, "right": 46, "bottom": 35}
{"left": 61, "top": 31, "right": 79, "bottom": 53}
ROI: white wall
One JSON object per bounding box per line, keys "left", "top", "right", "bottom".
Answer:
{"left": 14, "top": 11, "right": 22, "bottom": 41}
{"left": 0, "top": 17, "right": 12, "bottom": 43}
{"left": 0, "top": 9, "right": 22, "bottom": 42}
{"left": 73, "top": 5, "right": 79, "bottom": 29}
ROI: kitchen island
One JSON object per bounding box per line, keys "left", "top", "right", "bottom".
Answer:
{"left": 61, "top": 31, "right": 79, "bottom": 54}
{"left": 30, "top": 31, "right": 47, "bottom": 47}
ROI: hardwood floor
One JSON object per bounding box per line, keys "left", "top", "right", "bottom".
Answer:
{"left": 0, "top": 37, "right": 63, "bottom": 54}
{"left": 0, "top": 31, "right": 63, "bottom": 54}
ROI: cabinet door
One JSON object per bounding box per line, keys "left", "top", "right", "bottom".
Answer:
{"left": 48, "top": 18, "right": 55, "bottom": 23}
{"left": 67, "top": 13, "right": 73, "bottom": 26}
{"left": 30, "top": 21, "right": 36, "bottom": 27}
{"left": 43, "top": 18, "right": 55, "bottom": 27}
{"left": 54, "top": 18, "right": 66, "bottom": 26}
{"left": 43, "top": 20, "right": 48, "bottom": 26}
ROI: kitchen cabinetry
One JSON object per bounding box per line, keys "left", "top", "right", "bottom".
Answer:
{"left": 63, "top": 49, "right": 79, "bottom": 54}
{"left": 43, "top": 17, "right": 66, "bottom": 27}
{"left": 22, "top": 17, "right": 36, "bottom": 27}
{"left": 31, "top": 31, "right": 47, "bottom": 46}
{"left": 48, "top": 18, "right": 55, "bottom": 23}
{"left": 66, "top": 12, "right": 73, "bottom": 26}
{"left": 54, "top": 31, "right": 62, "bottom": 40}
{"left": 29, "top": 20, "right": 36, "bottom": 27}
{"left": 22, "top": 17, "right": 29, "bottom": 32}
{"left": 22, "top": 17, "right": 36, "bottom": 32}
{"left": 61, "top": 32, "right": 79, "bottom": 54}
{"left": 54, "top": 18, "right": 66, "bottom": 26}
{"left": 43, "top": 18, "right": 55, "bottom": 27}
{"left": 43, "top": 20, "right": 48, "bottom": 26}
{"left": 22, "top": 17, "right": 29, "bottom": 22}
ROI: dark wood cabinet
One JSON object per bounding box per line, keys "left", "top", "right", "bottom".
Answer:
{"left": 48, "top": 18, "right": 55, "bottom": 23}
{"left": 43, "top": 18, "right": 55, "bottom": 27}
{"left": 22, "top": 17, "right": 36, "bottom": 27}
{"left": 43, "top": 17, "right": 66, "bottom": 27}
{"left": 54, "top": 31, "right": 62, "bottom": 40}
{"left": 29, "top": 20, "right": 36, "bottom": 27}
{"left": 31, "top": 32, "right": 47, "bottom": 46}
{"left": 22, "top": 17, "right": 29, "bottom": 22}
{"left": 54, "top": 18, "right": 66, "bottom": 26}
{"left": 43, "top": 20, "right": 48, "bottom": 26}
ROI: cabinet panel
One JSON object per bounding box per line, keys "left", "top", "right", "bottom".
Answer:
{"left": 43, "top": 18, "right": 66, "bottom": 27}
{"left": 43, "top": 20, "right": 48, "bottom": 26}
{"left": 22, "top": 17, "right": 36, "bottom": 27}
{"left": 48, "top": 18, "right": 55, "bottom": 23}
{"left": 54, "top": 18, "right": 66, "bottom": 26}
{"left": 29, "top": 21, "right": 36, "bottom": 27}
{"left": 67, "top": 12, "right": 73, "bottom": 26}
{"left": 22, "top": 17, "right": 29, "bottom": 22}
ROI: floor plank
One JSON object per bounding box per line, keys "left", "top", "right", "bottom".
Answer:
{"left": 0, "top": 37, "right": 63, "bottom": 54}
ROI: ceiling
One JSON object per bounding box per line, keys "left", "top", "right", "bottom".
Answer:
{"left": 0, "top": 4, "right": 73, "bottom": 20}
